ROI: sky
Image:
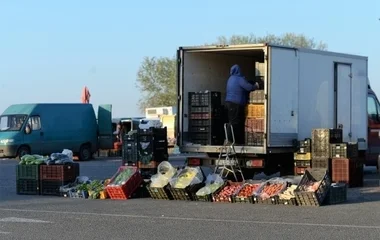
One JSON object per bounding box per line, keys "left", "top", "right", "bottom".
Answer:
{"left": 0, "top": 0, "right": 379, "bottom": 118}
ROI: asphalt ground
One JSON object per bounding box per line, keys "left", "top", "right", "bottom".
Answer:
{"left": 1, "top": 157, "right": 380, "bottom": 240}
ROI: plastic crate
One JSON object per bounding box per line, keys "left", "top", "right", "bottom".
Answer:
{"left": 212, "top": 182, "right": 243, "bottom": 203}
{"left": 278, "top": 198, "right": 298, "bottom": 206}
{"left": 189, "top": 132, "right": 224, "bottom": 145}
{"left": 324, "top": 183, "right": 347, "bottom": 205}
{"left": 131, "top": 181, "right": 151, "bottom": 199}
{"left": 253, "top": 196, "right": 279, "bottom": 205}
{"left": 16, "top": 179, "right": 40, "bottom": 195}
{"left": 109, "top": 149, "right": 121, "bottom": 157}
{"left": 312, "top": 128, "right": 342, "bottom": 158}
{"left": 329, "top": 143, "right": 358, "bottom": 158}
{"left": 40, "top": 180, "right": 71, "bottom": 196}
{"left": 246, "top": 104, "right": 265, "bottom": 118}
{"left": 146, "top": 184, "right": 173, "bottom": 200}
{"left": 40, "top": 163, "right": 79, "bottom": 181}
{"left": 68, "top": 190, "right": 89, "bottom": 199}
{"left": 169, "top": 182, "right": 206, "bottom": 201}
{"left": 294, "top": 160, "right": 311, "bottom": 167}
{"left": 294, "top": 168, "right": 331, "bottom": 206}
{"left": 245, "top": 118, "right": 265, "bottom": 132}
{"left": 193, "top": 182, "right": 227, "bottom": 202}
{"left": 294, "top": 166, "right": 309, "bottom": 176}
{"left": 249, "top": 90, "right": 265, "bottom": 103}
{"left": 297, "top": 138, "right": 311, "bottom": 153}
{"left": 188, "top": 91, "right": 221, "bottom": 107}
{"left": 294, "top": 152, "right": 312, "bottom": 161}
{"left": 245, "top": 132, "right": 264, "bottom": 146}
{"left": 312, "top": 157, "right": 330, "bottom": 169}
{"left": 16, "top": 165, "right": 40, "bottom": 180}
{"left": 106, "top": 167, "right": 143, "bottom": 200}
{"left": 233, "top": 182, "right": 262, "bottom": 204}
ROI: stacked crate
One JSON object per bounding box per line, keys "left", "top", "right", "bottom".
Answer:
{"left": 137, "top": 127, "right": 169, "bottom": 172}
{"left": 245, "top": 89, "right": 265, "bottom": 146}
{"left": 311, "top": 129, "right": 342, "bottom": 174}
{"left": 122, "top": 132, "right": 139, "bottom": 166}
{"left": 16, "top": 165, "right": 41, "bottom": 195}
{"left": 40, "top": 163, "right": 80, "bottom": 196}
{"left": 293, "top": 138, "right": 312, "bottom": 175}
{"left": 188, "top": 91, "right": 223, "bottom": 145}
{"left": 330, "top": 142, "right": 363, "bottom": 187}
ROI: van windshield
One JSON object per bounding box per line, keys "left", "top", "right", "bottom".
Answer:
{"left": 0, "top": 115, "right": 28, "bottom": 132}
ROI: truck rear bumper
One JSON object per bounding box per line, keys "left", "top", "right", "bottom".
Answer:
{"left": 180, "top": 145, "right": 266, "bottom": 154}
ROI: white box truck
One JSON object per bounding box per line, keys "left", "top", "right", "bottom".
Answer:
{"left": 176, "top": 43, "right": 376, "bottom": 174}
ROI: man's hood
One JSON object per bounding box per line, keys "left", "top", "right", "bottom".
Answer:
{"left": 230, "top": 64, "right": 242, "bottom": 76}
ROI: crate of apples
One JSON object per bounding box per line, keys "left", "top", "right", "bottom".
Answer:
{"left": 213, "top": 182, "right": 242, "bottom": 203}
{"left": 234, "top": 183, "right": 262, "bottom": 203}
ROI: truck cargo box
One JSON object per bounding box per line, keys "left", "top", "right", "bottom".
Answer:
{"left": 176, "top": 44, "right": 368, "bottom": 155}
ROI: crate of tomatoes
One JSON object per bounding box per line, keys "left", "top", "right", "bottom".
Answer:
{"left": 233, "top": 180, "right": 263, "bottom": 204}
{"left": 253, "top": 178, "right": 287, "bottom": 205}
{"left": 212, "top": 181, "right": 243, "bottom": 203}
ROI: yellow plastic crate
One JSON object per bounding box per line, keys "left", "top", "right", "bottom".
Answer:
{"left": 246, "top": 104, "right": 265, "bottom": 118}
{"left": 294, "top": 152, "right": 312, "bottom": 161}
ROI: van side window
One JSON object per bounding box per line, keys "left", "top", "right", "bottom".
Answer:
{"left": 368, "top": 95, "right": 378, "bottom": 121}
{"left": 28, "top": 116, "right": 41, "bottom": 130}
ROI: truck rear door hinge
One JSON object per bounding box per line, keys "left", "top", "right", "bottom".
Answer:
{"left": 264, "top": 55, "right": 268, "bottom": 61}
{"left": 178, "top": 58, "right": 181, "bottom": 64}
{"left": 265, "top": 94, "right": 268, "bottom": 100}
{"left": 177, "top": 95, "right": 181, "bottom": 100}
{"left": 348, "top": 73, "right": 352, "bottom": 78}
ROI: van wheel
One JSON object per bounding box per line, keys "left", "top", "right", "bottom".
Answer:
{"left": 16, "top": 146, "right": 30, "bottom": 160}
{"left": 79, "top": 144, "right": 92, "bottom": 161}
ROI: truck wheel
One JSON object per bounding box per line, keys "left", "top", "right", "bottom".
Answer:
{"left": 16, "top": 146, "right": 30, "bottom": 160}
{"left": 79, "top": 144, "right": 92, "bottom": 161}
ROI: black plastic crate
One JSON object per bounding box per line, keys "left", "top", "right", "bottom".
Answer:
{"left": 40, "top": 180, "right": 71, "bottom": 196}
{"left": 278, "top": 198, "right": 298, "bottom": 206}
{"left": 16, "top": 165, "right": 40, "bottom": 181}
{"left": 297, "top": 138, "right": 311, "bottom": 153}
{"left": 312, "top": 129, "right": 343, "bottom": 158}
{"left": 253, "top": 196, "right": 279, "bottom": 205}
{"left": 294, "top": 168, "right": 331, "bottom": 206}
{"left": 169, "top": 183, "right": 206, "bottom": 201}
{"left": 189, "top": 132, "right": 224, "bottom": 145}
{"left": 249, "top": 90, "right": 265, "bottom": 103}
{"left": 189, "top": 91, "right": 221, "bottom": 107}
{"left": 16, "top": 179, "right": 40, "bottom": 195}
{"left": 138, "top": 127, "right": 167, "bottom": 136}
{"left": 330, "top": 142, "right": 358, "bottom": 158}
{"left": 294, "top": 160, "right": 311, "bottom": 167}
{"left": 324, "top": 183, "right": 347, "bottom": 205}
{"left": 146, "top": 183, "right": 173, "bottom": 200}
{"left": 245, "top": 132, "right": 264, "bottom": 146}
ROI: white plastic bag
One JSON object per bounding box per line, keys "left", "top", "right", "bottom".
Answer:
{"left": 150, "top": 161, "right": 177, "bottom": 188}
{"left": 196, "top": 174, "right": 224, "bottom": 196}
{"left": 62, "top": 149, "right": 73, "bottom": 162}
{"left": 169, "top": 166, "right": 204, "bottom": 189}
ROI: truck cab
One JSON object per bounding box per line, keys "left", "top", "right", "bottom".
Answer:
{"left": 366, "top": 86, "right": 380, "bottom": 167}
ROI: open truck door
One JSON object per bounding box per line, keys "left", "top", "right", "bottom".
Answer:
{"left": 98, "top": 104, "right": 113, "bottom": 149}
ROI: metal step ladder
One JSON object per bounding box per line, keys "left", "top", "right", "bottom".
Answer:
{"left": 214, "top": 123, "right": 245, "bottom": 182}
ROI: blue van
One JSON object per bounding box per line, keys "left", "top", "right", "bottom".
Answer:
{"left": 0, "top": 103, "right": 113, "bottom": 160}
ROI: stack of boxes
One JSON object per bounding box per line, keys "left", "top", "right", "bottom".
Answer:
{"left": 293, "top": 138, "right": 312, "bottom": 175}
{"left": 122, "top": 127, "right": 169, "bottom": 176}
{"left": 188, "top": 91, "right": 223, "bottom": 145}
{"left": 330, "top": 142, "right": 363, "bottom": 187}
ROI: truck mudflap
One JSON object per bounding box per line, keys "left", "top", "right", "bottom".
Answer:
{"left": 179, "top": 145, "right": 266, "bottom": 155}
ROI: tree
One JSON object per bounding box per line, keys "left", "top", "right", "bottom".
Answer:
{"left": 136, "top": 56, "right": 177, "bottom": 112}
{"left": 136, "top": 33, "right": 328, "bottom": 112}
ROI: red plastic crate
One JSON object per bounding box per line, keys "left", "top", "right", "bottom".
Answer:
{"left": 106, "top": 167, "right": 143, "bottom": 200}
{"left": 40, "top": 163, "right": 79, "bottom": 181}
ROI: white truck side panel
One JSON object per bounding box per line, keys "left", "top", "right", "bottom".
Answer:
{"left": 268, "top": 47, "right": 299, "bottom": 147}
{"left": 297, "top": 50, "right": 368, "bottom": 150}
{"left": 182, "top": 52, "right": 255, "bottom": 133}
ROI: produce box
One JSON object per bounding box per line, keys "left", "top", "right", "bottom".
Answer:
{"left": 278, "top": 184, "right": 298, "bottom": 206}
{"left": 16, "top": 179, "right": 40, "bottom": 195}
{"left": 253, "top": 178, "right": 287, "bottom": 205}
{"left": 40, "top": 163, "right": 80, "bottom": 182}
{"left": 278, "top": 198, "right": 297, "bottom": 206}
{"left": 213, "top": 181, "right": 243, "bottom": 203}
{"left": 16, "top": 165, "right": 40, "bottom": 181}
{"left": 195, "top": 181, "right": 226, "bottom": 202}
{"left": 41, "top": 180, "right": 72, "bottom": 196}
{"left": 324, "top": 183, "right": 347, "bottom": 205}
{"left": 146, "top": 183, "right": 173, "bottom": 200}
{"left": 168, "top": 167, "right": 205, "bottom": 201}
{"left": 233, "top": 181, "right": 262, "bottom": 204}
{"left": 68, "top": 190, "right": 89, "bottom": 199}
{"left": 294, "top": 168, "right": 331, "bottom": 206}
{"left": 106, "top": 166, "right": 143, "bottom": 200}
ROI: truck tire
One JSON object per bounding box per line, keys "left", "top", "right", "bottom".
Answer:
{"left": 79, "top": 144, "right": 92, "bottom": 161}
{"left": 16, "top": 146, "right": 31, "bottom": 160}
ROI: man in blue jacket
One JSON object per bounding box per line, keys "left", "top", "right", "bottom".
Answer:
{"left": 225, "top": 64, "right": 259, "bottom": 144}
